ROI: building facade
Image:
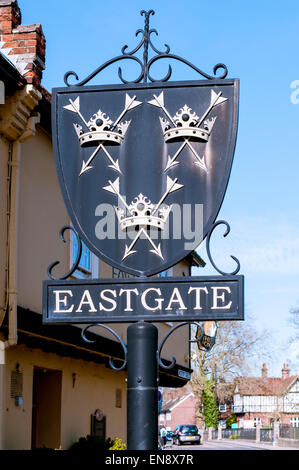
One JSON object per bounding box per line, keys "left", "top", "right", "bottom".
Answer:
{"left": 0, "top": 0, "right": 201, "bottom": 450}
{"left": 232, "top": 364, "right": 299, "bottom": 428}
{"left": 159, "top": 383, "right": 197, "bottom": 431}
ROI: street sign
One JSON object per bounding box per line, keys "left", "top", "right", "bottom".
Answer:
{"left": 43, "top": 275, "right": 244, "bottom": 323}
{"left": 45, "top": 9, "right": 243, "bottom": 451}
{"left": 52, "top": 79, "right": 238, "bottom": 277}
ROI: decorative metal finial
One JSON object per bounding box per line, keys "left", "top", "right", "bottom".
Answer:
{"left": 64, "top": 9, "right": 228, "bottom": 86}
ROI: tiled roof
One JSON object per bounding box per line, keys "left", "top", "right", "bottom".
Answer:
{"left": 161, "top": 396, "right": 181, "bottom": 412}
{"left": 234, "top": 376, "right": 297, "bottom": 396}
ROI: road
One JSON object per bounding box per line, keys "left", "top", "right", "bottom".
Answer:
{"left": 164, "top": 439, "right": 297, "bottom": 451}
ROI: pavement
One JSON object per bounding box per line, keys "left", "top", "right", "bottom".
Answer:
{"left": 165, "top": 438, "right": 299, "bottom": 451}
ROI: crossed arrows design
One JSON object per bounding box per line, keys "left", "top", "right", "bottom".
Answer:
{"left": 103, "top": 176, "right": 183, "bottom": 260}
{"left": 148, "top": 90, "right": 227, "bottom": 172}
{"left": 63, "top": 94, "right": 142, "bottom": 176}
{"left": 63, "top": 88, "right": 227, "bottom": 263}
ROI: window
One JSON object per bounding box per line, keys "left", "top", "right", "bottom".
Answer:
{"left": 254, "top": 417, "right": 261, "bottom": 427}
{"left": 158, "top": 268, "right": 173, "bottom": 278}
{"left": 219, "top": 404, "right": 227, "bottom": 413}
{"left": 71, "top": 230, "right": 98, "bottom": 278}
{"left": 290, "top": 417, "right": 299, "bottom": 427}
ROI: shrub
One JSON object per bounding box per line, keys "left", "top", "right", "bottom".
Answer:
{"left": 109, "top": 438, "right": 126, "bottom": 450}
{"left": 69, "top": 435, "right": 113, "bottom": 451}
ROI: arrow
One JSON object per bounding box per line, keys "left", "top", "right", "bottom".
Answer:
{"left": 186, "top": 142, "right": 207, "bottom": 171}
{"left": 79, "top": 143, "right": 121, "bottom": 176}
{"left": 149, "top": 91, "right": 227, "bottom": 173}
{"left": 103, "top": 177, "right": 131, "bottom": 212}
{"left": 112, "top": 94, "right": 142, "bottom": 128}
{"left": 79, "top": 93, "right": 141, "bottom": 176}
{"left": 148, "top": 92, "right": 175, "bottom": 125}
{"left": 149, "top": 93, "right": 207, "bottom": 172}
{"left": 152, "top": 176, "right": 184, "bottom": 216}
{"left": 122, "top": 177, "right": 183, "bottom": 260}
{"left": 62, "top": 97, "right": 118, "bottom": 175}
{"left": 63, "top": 97, "right": 89, "bottom": 127}
{"left": 122, "top": 228, "right": 163, "bottom": 260}
{"left": 196, "top": 90, "right": 227, "bottom": 129}
{"left": 165, "top": 141, "right": 187, "bottom": 171}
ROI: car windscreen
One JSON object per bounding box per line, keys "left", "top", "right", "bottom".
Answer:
{"left": 181, "top": 426, "right": 198, "bottom": 434}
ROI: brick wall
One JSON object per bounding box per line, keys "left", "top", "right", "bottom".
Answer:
{"left": 160, "top": 393, "right": 197, "bottom": 430}
{"left": 0, "top": 0, "right": 45, "bottom": 88}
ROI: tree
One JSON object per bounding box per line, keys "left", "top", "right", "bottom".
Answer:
{"left": 191, "top": 314, "right": 272, "bottom": 427}
{"left": 201, "top": 376, "right": 218, "bottom": 428}
{"left": 287, "top": 307, "right": 299, "bottom": 372}
{"left": 288, "top": 308, "right": 299, "bottom": 342}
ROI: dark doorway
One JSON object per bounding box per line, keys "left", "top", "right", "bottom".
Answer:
{"left": 31, "top": 367, "right": 62, "bottom": 449}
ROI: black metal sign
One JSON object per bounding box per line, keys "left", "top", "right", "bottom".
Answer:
{"left": 52, "top": 80, "right": 238, "bottom": 277}
{"left": 46, "top": 9, "right": 243, "bottom": 451}
{"left": 43, "top": 275, "right": 243, "bottom": 324}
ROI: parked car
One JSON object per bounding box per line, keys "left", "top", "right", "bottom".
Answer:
{"left": 173, "top": 424, "right": 201, "bottom": 445}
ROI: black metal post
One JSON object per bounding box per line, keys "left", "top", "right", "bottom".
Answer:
{"left": 127, "top": 322, "right": 158, "bottom": 450}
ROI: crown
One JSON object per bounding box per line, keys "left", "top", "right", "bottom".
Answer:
{"left": 73, "top": 109, "right": 130, "bottom": 146}
{"left": 160, "top": 104, "right": 216, "bottom": 143}
{"left": 115, "top": 193, "right": 171, "bottom": 231}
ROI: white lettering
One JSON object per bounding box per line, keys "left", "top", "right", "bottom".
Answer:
{"left": 141, "top": 288, "right": 164, "bottom": 311}
{"left": 165, "top": 287, "right": 187, "bottom": 311}
{"left": 99, "top": 289, "right": 117, "bottom": 312}
{"left": 53, "top": 290, "right": 74, "bottom": 313}
{"left": 211, "top": 286, "right": 232, "bottom": 309}
{"left": 76, "top": 290, "right": 97, "bottom": 312}
{"left": 119, "top": 288, "right": 139, "bottom": 311}
{"left": 188, "top": 286, "right": 208, "bottom": 309}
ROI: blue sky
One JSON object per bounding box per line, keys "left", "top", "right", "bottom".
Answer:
{"left": 18, "top": 0, "right": 299, "bottom": 376}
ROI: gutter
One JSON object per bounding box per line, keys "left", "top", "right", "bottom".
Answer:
{"left": 0, "top": 52, "right": 26, "bottom": 94}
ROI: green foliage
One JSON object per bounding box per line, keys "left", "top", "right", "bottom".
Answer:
{"left": 69, "top": 434, "right": 113, "bottom": 451}
{"left": 202, "top": 379, "right": 218, "bottom": 428}
{"left": 225, "top": 413, "right": 237, "bottom": 429}
{"left": 109, "top": 438, "right": 126, "bottom": 450}
{"left": 230, "top": 433, "right": 240, "bottom": 439}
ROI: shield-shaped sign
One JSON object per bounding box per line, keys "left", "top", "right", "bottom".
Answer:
{"left": 52, "top": 79, "right": 238, "bottom": 277}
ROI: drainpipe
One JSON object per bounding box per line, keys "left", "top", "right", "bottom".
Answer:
{"left": 0, "top": 340, "right": 6, "bottom": 449}
{"left": 0, "top": 112, "right": 39, "bottom": 451}
{"left": 5, "top": 140, "right": 21, "bottom": 347}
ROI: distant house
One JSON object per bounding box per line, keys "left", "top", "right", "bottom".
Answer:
{"left": 217, "top": 382, "right": 235, "bottom": 427}
{"left": 159, "top": 384, "right": 197, "bottom": 430}
{"left": 232, "top": 364, "right": 299, "bottom": 428}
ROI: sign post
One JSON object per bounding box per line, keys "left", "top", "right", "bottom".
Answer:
{"left": 43, "top": 10, "right": 243, "bottom": 450}
{"left": 127, "top": 322, "right": 158, "bottom": 450}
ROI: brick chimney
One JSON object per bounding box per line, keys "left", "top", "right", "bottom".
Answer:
{"left": 261, "top": 363, "right": 267, "bottom": 378}
{"left": 281, "top": 364, "right": 290, "bottom": 380}
{"left": 0, "top": 0, "right": 45, "bottom": 88}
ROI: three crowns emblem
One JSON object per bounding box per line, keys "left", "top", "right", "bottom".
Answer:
{"left": 64, "top": 90, "right": 228, "bottom": 260}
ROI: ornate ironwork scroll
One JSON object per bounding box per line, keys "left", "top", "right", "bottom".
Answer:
{"left": 47, "top": 226, "right": 128, "bottom": 371}
{"left": 157, "top": 321, "right": 204, "bottom": 370}
{"left": 206, "top": 220, "right": 241, "bottom": 276}
{"left": 81, "top": 324, "right": 127, "bottom": 371}
{"left": 47, "top": 225, "right": 82, "bottom": 280}
{"left": 64, "top": 10, "right": 228, "bottom": 86}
